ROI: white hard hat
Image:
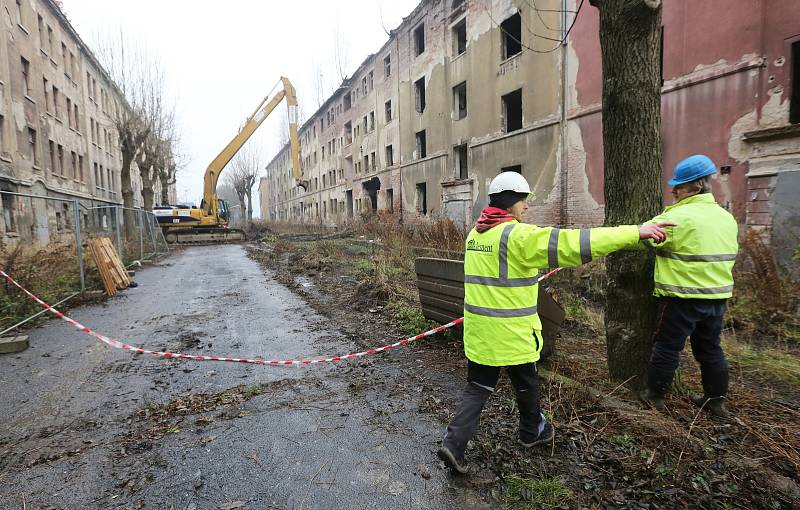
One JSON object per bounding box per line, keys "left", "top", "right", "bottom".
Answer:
{"left": 488, "top": 171, "right": 531, "bottom": 195}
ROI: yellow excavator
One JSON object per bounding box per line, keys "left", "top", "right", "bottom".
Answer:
{"left": 156, "top": 77, "right": 306, "bottom": 243}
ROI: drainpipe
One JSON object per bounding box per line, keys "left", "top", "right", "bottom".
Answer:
{"left": 558, "top": 0, "right": 569, "bottom": 226}
{"left": 397, "top": 34, "right": 404, "bottom": 225}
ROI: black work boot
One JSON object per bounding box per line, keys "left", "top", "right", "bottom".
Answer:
{"left": 439, "top": 382, "right": 492, "bottom": 474}
{"left": 691, "top": 366, "right": 731, "bottom": 418}
{"left": 516, "top": 387, "right": 553, "bottom": 447}
{"left": 639, "top": 366, "right": 675, "bottom": 412}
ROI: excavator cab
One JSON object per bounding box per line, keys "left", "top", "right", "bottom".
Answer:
{"left": 218, "top": 199, "right": 230, "bottom": 222}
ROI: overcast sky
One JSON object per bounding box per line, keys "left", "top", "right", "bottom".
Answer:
{"left": 62, "top": 0, "right": 420, "bottom": 214}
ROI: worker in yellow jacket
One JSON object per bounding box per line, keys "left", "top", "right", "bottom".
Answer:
{"left": 639, "top": 155, "right": 738, "bottom": 418}
{"left": 438, "top": 171, "right": 674, "bottom": 474}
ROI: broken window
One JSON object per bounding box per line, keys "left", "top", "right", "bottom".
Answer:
{"left": 28, "top": 128, "right": 39, "bottom": 167}
{"left": 501, "top": 165, "right": 522, "bottom": 174}
{"left": 71, "top": 151, "right": 77, "bottom": 179}
{"left": 362, "top": 76, "right": 368, "bottom": 95}
{"left": 501, "top": 12, "right": 522, "bottom": 60}
{"left": 455, "top": 143, "right": 468, "bottom": 180}
{"left": 414, "top": 22, "right": 425, "bottom": 56}
{"left": 384, "top": 54, "right": 391, "bottom": 77}
{"left": 369, "top": 111, "right": 375, "bottom": 132}
{"left": 415, "top": 130, "right": 427, "bottom": 159}
{"left": 453, "top": 82, "right": 467, "bottom": 120}
{"left": 363, "top": 155, "right": 369, "bottom": 173}
{"left": 453, "top": 19, "right": 467, "bottom": 56}
{"left": 49, "top": 140, "right": 56, "bottom": 172}
{"left": 73, "top": 104, "right": 79, "bottom": 132}
{"left": 78, "top": 155, "right": 84, "bottom": 181}
{"left": 368, "top": 70, "right": 374, "bottom": 91}
{"left": 66, "top": 97, "right": 72, "bottom": 128}
{"left": 385, "top": 100, "right": 393, "bottom": 122}
{"left": 63, "top": 203, "right": 72, "bottom": 230}
{"left": 416, "top": 182, "right": 427, "bottom": 215}
{"left": 47, "top": 25, "right": 54, "bottom": 54}
{"left": 38, "top": 14, "right": 44, "bottom": 47}
{"left": 53, "top": 86, "right": 60, "bottom": 119}
{"left": 61, "top": 43, "right": 69, "bottom": 76}
{"left": 362, "top": 115, "right": 368, "bottom": 134}
{"left": 791, "top": 40, "right": 800, "bottom": 124}
{"left": 344, "top": 121, "right": 352, "bottom": 145}
{"left": 386, "top": 188, "right": 394, "bottom": 213}
{"left": 58, "top": 145, "right": 64, "bottom": 176}
{"left": 21, "top": 57, "right": 30, "bottom": 96}
{"left": 371, "top": 151, "right": 376, "bottom": 170}
{"left": 502, "top": 88, "right": 523, "bottom": 133}
{"left": 43, "top": 77, "right": 51, "bottom": 112}
{"left": 344, "top": 93, "right": 351, "bottom": 111}
{"left": 385, "top": 145, "right": 394, "bottom": 167}
{"left": 415, "top": 77, "right": 426, "bottom": 113}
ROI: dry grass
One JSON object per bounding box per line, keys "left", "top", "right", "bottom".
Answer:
{"left": 0, "top": 242, "right": 102, "bottom": 331}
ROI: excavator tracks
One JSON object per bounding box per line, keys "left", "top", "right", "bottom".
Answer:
{"left": 163, "top": 228, "right": 247, "bottom": 244}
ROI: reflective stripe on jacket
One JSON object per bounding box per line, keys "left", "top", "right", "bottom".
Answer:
{"left": 463, "top": 221, "right": 640, "bottom": 366}
{"left": 644, "top": 193, "right": 738, "bottom": 299}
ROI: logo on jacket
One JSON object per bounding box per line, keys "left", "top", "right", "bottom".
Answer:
{"left": 467, "top": 239, "right": 493, "bottom": 253}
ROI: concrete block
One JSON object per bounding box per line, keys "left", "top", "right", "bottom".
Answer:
{"left": 0, "top": 335, "right": 29, "bottom": 354}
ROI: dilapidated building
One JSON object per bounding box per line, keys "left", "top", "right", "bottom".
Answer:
{"left": 0, "top": 0, "right": 175, "bottom": 245}
{"left": 261, "top": 0, "right": 798, "bottom": 264}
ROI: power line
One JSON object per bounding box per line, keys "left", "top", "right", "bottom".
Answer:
{"left": 479, "top": 0, "right": 585, "bottom": 55}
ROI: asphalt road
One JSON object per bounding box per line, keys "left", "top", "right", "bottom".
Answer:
{"left": 0, "top": 245, "right": 487, "bottom": 510}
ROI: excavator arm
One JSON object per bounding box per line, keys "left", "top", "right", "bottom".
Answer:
{"left": 202, "top": 76, "right": 306, "bottom": 217}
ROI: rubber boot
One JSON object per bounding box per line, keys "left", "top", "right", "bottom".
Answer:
{"left": 639, "top": 366, "right": 675, "bottom": 412}
{"left": 439, "top": 382, "right": 492, "bottom": 474}
{"left": 691, "top": 365, "right": 731, "bottom": 418}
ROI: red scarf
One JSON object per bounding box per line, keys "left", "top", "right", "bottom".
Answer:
{"left": 475, "top": 207, "right": 515, "bottom": 233}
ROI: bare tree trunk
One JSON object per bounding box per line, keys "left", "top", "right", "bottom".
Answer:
{"left": 591, "top": 0, "right": 663, "bottom": 385}
{"left": 245, "top": 189, "right": 254, "bottom": 221}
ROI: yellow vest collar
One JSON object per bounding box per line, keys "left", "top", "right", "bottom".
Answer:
{"left": 664, "top": 193, "right": 717, "bottom": 212}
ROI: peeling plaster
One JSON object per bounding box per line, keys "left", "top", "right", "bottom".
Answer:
{"left": 566, "top": 120, "right": 600, "bottom": 210}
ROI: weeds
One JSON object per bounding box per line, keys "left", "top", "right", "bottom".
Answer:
{"left": 504, "top": 476, "right": 573, "bottom": 509}
{"left": 386, "top": 300, "right": 432, "bottom": 335}
{"left": 724, "top": 337, "right": 800, "bottom": 387}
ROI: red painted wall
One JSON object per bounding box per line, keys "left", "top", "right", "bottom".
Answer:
{"left": 567, "top": 0, "right": 800, "bottom": 224}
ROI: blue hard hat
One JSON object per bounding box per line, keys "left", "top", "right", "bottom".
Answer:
{"left": 668, "top": 154, "right": 717, "bottom": 185}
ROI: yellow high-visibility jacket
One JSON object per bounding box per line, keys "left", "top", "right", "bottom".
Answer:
{"left": 643, "top": 193, "right": 738, "bottom": 299}
{"left": 463, "top": 221, "right": 640, "bottom": 366}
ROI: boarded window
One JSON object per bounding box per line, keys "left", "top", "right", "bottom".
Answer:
{"left": 501, "top": 12, "right": 522, "bottom": 59}
{"left": 502, "top": 89, "right": 523, "bottom": 133}
{"left": 386, "top": 188, "right": 394, "bottom": 213}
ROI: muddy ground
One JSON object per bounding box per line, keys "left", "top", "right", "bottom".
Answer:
{"left": 246, "top": 232, "right": 800, "bottom": 510}
{"left": 0, "top": 245, "right": 489, "bottom": 510}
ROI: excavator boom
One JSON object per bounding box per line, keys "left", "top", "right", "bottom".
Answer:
{"left": 158, "top": 77, "right": 305, "bottom": 244}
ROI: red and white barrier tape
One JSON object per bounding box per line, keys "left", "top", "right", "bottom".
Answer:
{"left": 1, "top": 267, "right": 560, "bottom": 366}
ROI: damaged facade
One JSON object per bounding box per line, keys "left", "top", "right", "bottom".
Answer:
{"left": 260, "top": 0, "right": 799, "bottom": 265}
{"left": 0, "top": 0, "right": 176, "bottom": 245}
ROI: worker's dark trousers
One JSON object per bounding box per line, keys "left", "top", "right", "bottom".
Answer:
{"left": 648, "top": 297, "right": 729, "bottom": 397}
{"left": 442, "top": 361, "right": 543, "bottom": 458}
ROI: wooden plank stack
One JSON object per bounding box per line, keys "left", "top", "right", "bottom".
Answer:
{"left": 87, "top": 237, "right": 131, "bottom": 296}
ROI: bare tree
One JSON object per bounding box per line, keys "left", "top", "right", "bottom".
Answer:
{"left": 332, "top": 22, "right": 350, "bottom": 83}
{"left": 589, "top": 0, "right": 664, "bottom": 385}
{"left": 226, "top": 145, "right": 261, "bottom": 223}
{"left": 95, "top": 31, "right": 175, "bottom": 235}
